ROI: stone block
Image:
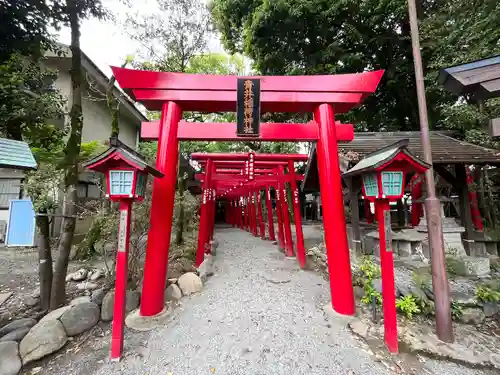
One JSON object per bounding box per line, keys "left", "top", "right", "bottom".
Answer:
{"left": 398, "top": 241, "right": 412, "bottom": 257}
{"left": 470, "top": 242, "right": 488, "bottom": 257}
{"left": 486, "top": 243, "right": 498, "bottom": 257}
{"left": 454, "top": 257, "right": 490, "bottom": 277}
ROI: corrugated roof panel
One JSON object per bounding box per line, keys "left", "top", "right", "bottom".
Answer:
{"left": 0, "top": 138, "right": 37, "bottom": 169}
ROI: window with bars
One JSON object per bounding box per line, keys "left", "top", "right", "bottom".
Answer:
{"left": 381, "top": 171, "right": 403, "bottom": 196}
{"left": 109, "top": 170, "right": 134, "bottom": 195}
{"left": 0, "top": 178, "right": 21, "bottom": 209}
{"left": 362, "top": 174, "right": 379, "bottom": 197}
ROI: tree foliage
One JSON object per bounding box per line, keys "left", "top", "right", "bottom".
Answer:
{"left": 210, "top": 0, "right": 500, "bottom": 137}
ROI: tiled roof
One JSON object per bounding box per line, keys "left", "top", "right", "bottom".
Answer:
{"left": 0, "top": 138, "right": 37, "bottom": 170}
{"left": 338, "top": 131, "right": 500, "bottom": 165}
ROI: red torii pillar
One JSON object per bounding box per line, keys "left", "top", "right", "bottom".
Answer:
{"left": 112, "top": 66, "right": 383, "bottom": 317}
{"left": 265, "top": 186, "right": 276, "bottom": 241}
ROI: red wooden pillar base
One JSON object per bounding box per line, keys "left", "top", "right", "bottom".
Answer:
{"left": 140, "top": 101, "right": 182, "bottom": 317}
{"left": 110, "top": 200, "right": 132, "bottom": 360}
{"left": 376, "top": 199, "right": 398, "bottom": 353}
{"left": 265, "top": 186, "right": 276, "bottom": 241}
{"left": 314, "top": 103, "right": 355, "bottom": 316}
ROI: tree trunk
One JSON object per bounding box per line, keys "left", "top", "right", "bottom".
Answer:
{"left": 36, "top": 212, "right": 52, "bottom": 311}
{"left": 50, "top": 0, "right": 83, "bottom": 310}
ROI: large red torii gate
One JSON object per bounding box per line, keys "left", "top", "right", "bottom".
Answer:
{"left": 111, "top": 66, "right": 384, "bottom": 318}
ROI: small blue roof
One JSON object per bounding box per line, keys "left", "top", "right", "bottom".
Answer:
{"left": 0, "top": 138, "right": 37, "bottom": 170}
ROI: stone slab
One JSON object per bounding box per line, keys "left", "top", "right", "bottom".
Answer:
{"left": 0, "top": 292, "right": 13, "bottom": 307}
{"left": 455, "top": 256, "right": 490, "bottom": 277}
{"left": 322, "top": 304, "right": 356, "bottom": 326}
{"left": 125, "top": 307, "right": 172, "bottom": 331}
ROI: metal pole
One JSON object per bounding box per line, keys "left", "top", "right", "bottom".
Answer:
{"left": 407, "top": 0, "right": 454, "bottom": 342}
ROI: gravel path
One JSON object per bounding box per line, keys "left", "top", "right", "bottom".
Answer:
{"left": 92, "top": 228, "right": 492, "bottom": 375}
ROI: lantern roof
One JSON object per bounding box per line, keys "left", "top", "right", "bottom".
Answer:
{"left": 83, "top": 137, "right": 164, "bottom": 178}
{"left": 343, "top": 139, "right": 430, "bottom": 177}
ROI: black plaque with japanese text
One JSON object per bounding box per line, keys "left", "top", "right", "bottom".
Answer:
{"left": 236, "top": 78, "right": 260, "bottom": 137}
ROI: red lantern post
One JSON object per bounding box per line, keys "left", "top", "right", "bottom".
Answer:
{"left": 344, "top": 139, "right": 430, "bottom": 353}
{"left": 83, "top": 138, "right": 164, "bottom": 361}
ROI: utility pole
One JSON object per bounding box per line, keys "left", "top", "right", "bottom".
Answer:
{"left": 407, "top": 0, "right": 454, "bottom": 342}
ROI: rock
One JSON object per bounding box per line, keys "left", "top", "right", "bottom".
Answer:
{"left": 0, "top": 328, "right": 30, "bottom": 342}
{"left": 22, "top": 296, "right": 38, "bottom": 308}
{"left": 167, "top": 278, "right": 178, "bottom": 286}
{"left": 60, "top": 302, "right": 100, "bottom": 336}
{"left": 0, "top": 292, "right": 13, "bottom": 307}
{"left": 452, "top": 292, "right": 477, "bottom": 307}
{"left": 409, "top": 285, "right": 429, "bottom": 301}
{"left": 69, "top": 268, "right": 88, "bottom": 282}
{"left": 0, "top": 319, "right": 36, "bottom": 338}
{"left": 88, "top": 269, "right": 103, "bottom": 281}
{"left": 19, "top": 320, "right": 67, "bottom": 365}
{"left": 39, "top": 306, "right": 71, "bottom": 324}
{"left": 76, "top": 282, "right": 99, "bottom": 291}
{"left": 0, "top": 341, "right": 22, "bottom": 375}
{"left": 460, "top": 308, "right": 485, "bottom": 325}
{"left": 396, "top": 282, "right": 412, "bottom": 297}
{"left": 177, "top": 272, "right": 203, "bottom": 295}
{"left": 101, "top": 290, "right": 141, "bottom": 322}
{"left": 165, "top": 284, "right": 182, "bottom": 302}
{"left": 198, "top": 255, "right": 214, "bottom": 282}
{"left": 454, "top": 257, "right": 490, "bottom": 277}
{"left": 69, "top": 296, "right": 91, "bottom": 306}
{"left": 30, "top": 289, "right": 40, "bottom": 299}
{"left": 483, "top": 301, "right": 500, "bottom": 317}
{"left": 349, "top": 320, "right": 370, "bottom": 339}
{"left": 91, "top": 288, "right": 106, "bottom": 305}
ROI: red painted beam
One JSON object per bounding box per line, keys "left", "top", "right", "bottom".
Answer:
{"left": 112, "top": 66, "right": 384, "bottom": 94}
{"left": 201, "top": 160, "right": 289, "bottom": 166}
{"left": 142, "top": 121, "right": 354, "bottom": 142}
{"left": 133, "top": 89, "right": 363, "bottom": 112}
{"left": 195, "top": 173, "right": 304, "bottom": 182}
{"left": 191, "top": 153, "right": 309, "bottom": 162}
{"left": 214, "top": 168, "right": 276, "bottom": 174}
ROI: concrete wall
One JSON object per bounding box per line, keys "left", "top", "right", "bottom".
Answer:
{"left": 44, "top": 57, "right": 139, "bottom": 148}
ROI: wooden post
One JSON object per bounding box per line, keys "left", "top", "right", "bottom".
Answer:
{"left": 376, "top": 199, "right": 398, "bottom": 354}
{"left": 110, "top": 200, "right": 132, "bottom": 360}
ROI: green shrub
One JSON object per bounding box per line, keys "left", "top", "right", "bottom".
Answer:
{"left": 476, "top": 285, "right": 500, "bottom": 303}
{"left": 396, "top": 295, "right": 421, "bottom": 319}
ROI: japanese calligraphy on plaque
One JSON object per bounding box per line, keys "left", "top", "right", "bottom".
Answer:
{"left": 237, "top": 78, "right": 260, "bottom": 137}
{"left": 118, "top": 209, "right": 129, "bottom": 253}
{"left": 384, "top": 210, "right": 392, "bottom": 252}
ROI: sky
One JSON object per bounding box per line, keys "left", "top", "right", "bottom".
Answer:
{"left": 56, "top": 0, "right": 225, "bottom": 78}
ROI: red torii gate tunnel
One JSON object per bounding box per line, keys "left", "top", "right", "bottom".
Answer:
{"left": 192, "top": 152, "right": 308, "bottom": 268}
{"left": 112, "top": 66, "right": 384, "bottom": 317}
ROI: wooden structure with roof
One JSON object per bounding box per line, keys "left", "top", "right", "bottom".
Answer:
{"left": 302, "top": 131, "right": 500, "bottom": 253}
{"left": 439, "top": 55, "right": 500, "bottom": 137}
